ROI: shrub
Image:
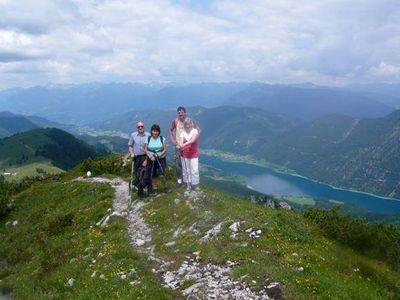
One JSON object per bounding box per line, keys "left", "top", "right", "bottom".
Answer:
{"left": 80, "top": 155, "right": 131, "bottom": 177}
{"left": 304, "top": 206, "right": 400, "bottom": 270}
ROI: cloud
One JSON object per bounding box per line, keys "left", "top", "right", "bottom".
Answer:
{"left": 0, "top": 0, "right": 399, "bottom": 89}
{"left": 370, "top": 62, "right": 400, "bottom": 78}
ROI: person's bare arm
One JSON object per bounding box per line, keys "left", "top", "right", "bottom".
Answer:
{"left": 128, "top": 146, "right": 135, "bottom": 158}
{"left": 182, "top": 131, "right": 198, "bottom": 147}
{"left": 158, "top": 141, "right": 168, "bottom": 157}
{"left": 169, "top": 120, "right": 177, "bottom": 145}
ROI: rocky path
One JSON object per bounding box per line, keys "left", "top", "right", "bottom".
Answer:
{"left": 77, "top": 177, "right": 274, "bottom": 299}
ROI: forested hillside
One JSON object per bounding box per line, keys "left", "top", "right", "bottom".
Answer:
{"left": 0, "top": 128, "right": 102, "bottom": 170}
{"left": 91, "top": 106, "right": 400, "bottom": 198}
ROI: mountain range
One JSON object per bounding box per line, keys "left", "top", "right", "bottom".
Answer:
{"left": 88, "top": 106, "right": 400, "bottom": 198}
{"left": 0, "top": 82, "right": 396, "bottom": 124}
{"left": 2, "top": 101, "right": 400, "bottom": 198}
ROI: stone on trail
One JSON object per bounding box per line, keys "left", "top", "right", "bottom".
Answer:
{"left": 67, "top": 278, "right": 76, "bottom": 286}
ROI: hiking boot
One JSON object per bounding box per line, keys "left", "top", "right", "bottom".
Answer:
{"left": 137, "top": 189, "right": 145, "bottom": 198}
{"left": 148, "top": 187, "right": 157, "bottom": 197}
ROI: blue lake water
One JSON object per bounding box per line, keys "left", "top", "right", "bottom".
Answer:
{"left": 201, "top": 155, "right": 400, "bottom": 214}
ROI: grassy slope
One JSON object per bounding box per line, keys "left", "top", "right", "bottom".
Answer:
{"left": 0, "top": 179, "right": 175, "bottom": 299}
{"left": 0, "top": 128, "right": 100, "bottom": 170}
{"left": 0, "top": 130, "right": 53, "bottom": 166}
{"left": 1, "top": 163, "right": 399, "bottom": 299}
{"left": 2, "top": 162, "right": 64, "bottom": 181}
{"left": 143, "top": 187, "right": 399, "bottom": 299}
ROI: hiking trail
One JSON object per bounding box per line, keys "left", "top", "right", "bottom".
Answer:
{"left": 76, "top": 177, "right": 274, "bottom": 299}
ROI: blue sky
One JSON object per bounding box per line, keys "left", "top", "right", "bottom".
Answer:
{"left": 0, "top": 0, "right": 399, "bottom": 89}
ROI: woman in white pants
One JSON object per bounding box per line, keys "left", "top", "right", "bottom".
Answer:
{"left": 179, "top": 118, "right": 200, "bottom": 191}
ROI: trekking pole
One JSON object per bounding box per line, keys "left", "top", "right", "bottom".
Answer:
{"left": 154, "top": 154, "right": 165, "bottom": 176}
{"left": 148, "top": 157, "right": 155, "bottom": 194}
{"left": 129, "top": 158, "right": 135, "bottom": 196}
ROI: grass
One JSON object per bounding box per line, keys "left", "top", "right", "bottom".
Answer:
{"left": 142, "top": 185, "right": 400, "bottom": 299}
{"left": 0, "top": 179, "right": 176, "bottom": 299}
{"left": 1, "top": 154, "right": 400, "bottom": 299}
{"left": 2, "top": 162, "right": 64, "bottom": 181}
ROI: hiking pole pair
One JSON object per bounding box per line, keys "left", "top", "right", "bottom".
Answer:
{"left": 153, "top": 153, "right": 165, "bottom": 176}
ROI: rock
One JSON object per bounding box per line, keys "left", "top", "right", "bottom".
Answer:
{"left": 163, "top": 272, "right": 175, "bottom": 284}
{"left": 200, "top": 222, "right": 223, "bottom": 243}
{"left": 279, "top": 201, "right": 292, "bottom": 210}
{"left": 229, "top": 222, "right": 240, "bottom": 232}
{"left": 12, "top": 220, "right": 18, "bottom": 226}
{"left": 99, "top": 274, "right": 106, "bottom": 280}
{"left": 165, "top": 241, "right": 176, "bottom": 247}
{"left": 174, "top": 198, "right": 181, "bottom": 205}
{"left": 182, "top": 282, "right": 202, "bottom": 295}
{"left": 265, "top": 199, "right": 275, "bottom": 209}
{"left": 69, "top": 258, "right": 78, "bottom": 264}
{"left": 266, "top": 282, "right": 284, "bottom": 300}
{"left": 120, "top": 274, "right": 127, "bottom": 280}
{"left": 67, "top": 278, "right": 76, "bottom": 286}
{"left": 86, "top": 171, "right": 92, "bottom": 177}
{"left": 91, "top": 271, "right": 97, "bottom": 278}
{"left": 136, "top": 239, "right": 145, "bottom": 246}
{"left": 245, "top": 228, "right": 253, "bottom": 233}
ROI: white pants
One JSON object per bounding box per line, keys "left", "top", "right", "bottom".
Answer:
{"left": 181, "top": 157, "right": 199, "bottom": 185}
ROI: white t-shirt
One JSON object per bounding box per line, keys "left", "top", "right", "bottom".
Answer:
{"left": 180, "top": 128, "right": 198, "bottom": 142}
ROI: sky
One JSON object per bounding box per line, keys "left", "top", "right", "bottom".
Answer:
{"left": 0, "top": 0, "right": 399, "bottom": 89}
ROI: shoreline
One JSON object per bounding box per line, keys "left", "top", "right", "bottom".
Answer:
{"left": 202, "top": 149, "right": 400, "bottom": 203}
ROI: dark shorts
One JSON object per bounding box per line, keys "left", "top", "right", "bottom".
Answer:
{"left": 150, "top": 157, "right": 166, "bottom": 177}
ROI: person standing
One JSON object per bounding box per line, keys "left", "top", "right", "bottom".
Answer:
{"left": 128, "top": 121, "right": 149, "bottom": 198}
{"left": 169, "top": 106, "right": 200, "bottom": 185}
{"left": 179, "top": 118, "right": 200, "bottom": 191}
{"left": 145, "top": 124, "right": 169, "bottom": 193}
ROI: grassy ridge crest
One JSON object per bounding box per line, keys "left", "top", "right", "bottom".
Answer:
{"left": 1, "top": 155, "right": 399, "bottom": 299}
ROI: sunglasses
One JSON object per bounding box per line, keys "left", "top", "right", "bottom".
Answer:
{"left": 137, "top": 125, "right": 144, "bottom": 128}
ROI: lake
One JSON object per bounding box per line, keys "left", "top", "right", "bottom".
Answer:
{"left": 201, "top": 155, "right": 400, "bottom": 214}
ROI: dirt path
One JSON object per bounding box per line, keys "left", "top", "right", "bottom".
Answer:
{"left": 76, "top": 177, "right": 274, "bottom": 299}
